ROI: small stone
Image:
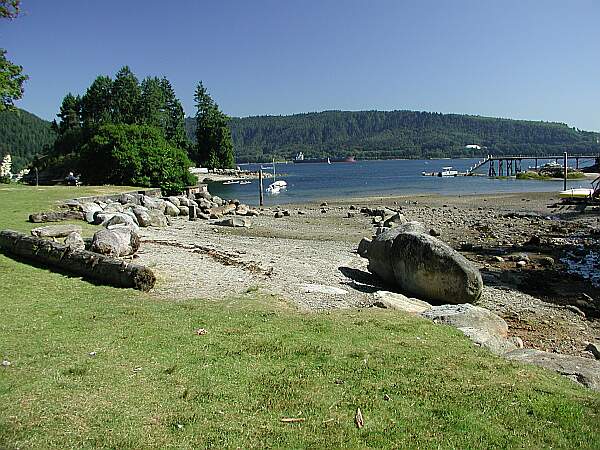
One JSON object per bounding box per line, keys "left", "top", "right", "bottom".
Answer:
{"left": 347, "top": 212, "right": 355, "bottom": 218}
{"left": 320, "top": 202, "right": 328, "bottom": 207}
{"left": 516, "top": 260, "right": 527, "bottom": 268}
{"left": 274, "top": 211, "right": 284, "bottom": 218}
{"left": 429, "top": 228, "right": 440, "bottom": 237}
{"left": 586, "top": 342, "right": 600, "bottom": 360}
{"left": 88, "top": 351, "right": 97, "bottom": 357}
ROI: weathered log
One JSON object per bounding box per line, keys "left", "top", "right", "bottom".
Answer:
{"left": 29, "top": 211, "right": 84, "bottom": 223}
{"left": 31, "top": 224, "right": 82, "bottom": 238}
{"left": 0, "top": 230, "right": 155, "bottom": 291}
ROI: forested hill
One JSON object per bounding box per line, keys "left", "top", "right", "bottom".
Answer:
{"left": 185, "top": 110, "right": 600, "bottom": 162}
{"left": 0, "top": 108, "right": 56, "bottom": 171}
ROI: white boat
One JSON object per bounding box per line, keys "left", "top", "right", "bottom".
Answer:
{"left": 222, "top": 180, "right": 240, "bottom": 185}
{"left": 559, "top": 188, "right": 594, "bottom": 199}
{"left": 438, "top": 166, "right": 459, "bottom": 177}
{"left": 239, "top": 180, "right": 252, "bottom": 185}
{"left": 265, "top": 160, "right": 287, "bottom": 194}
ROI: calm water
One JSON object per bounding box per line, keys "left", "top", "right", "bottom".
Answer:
{"left": 208, "top": 159, "right": 593, "bottom": 206}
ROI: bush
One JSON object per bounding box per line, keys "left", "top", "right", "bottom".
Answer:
{"left": 80, "top": 124, "right": 195, "bottom": 194}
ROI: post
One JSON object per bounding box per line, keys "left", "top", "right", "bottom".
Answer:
{"left": 35, "top": 167, "right": 39, "bottom": 186}
{"left": 259, "top": 169, "right": 264, "bottom": 207}
{"left": 563, "top": 152, "right": 568, "bottom": 191}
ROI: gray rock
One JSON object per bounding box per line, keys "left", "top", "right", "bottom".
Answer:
{"left": 163, "top": 201, "right": 180, "bottom": 216}
{"left": 118, "top": 193, "right": 141, "bottom": 205}
{"left": 236, "top": 204, "right": 249, "bottom": 216}
{"left": 147, "top": 210, "right": 168, "bottom": 227}
{"left": 178, "top": 205, "right": 189, "bottom": 216}
{"left": 372, "top": 291, "right": 432, "bottom": 314}
{"left": 212, "top": 195, "right": 223, "bottom": 206}
{"left": 178, "top": 197, "right": 190, "bottom": 207}
{"left": 195, "top": 191, "right": 212, "bottom": 201}
{"left": 247, "top": 209, "right": 260, "bottom": 216}
{"left": 103, "top": 202, "right": 124, "bottom": 214}
{"left": 93, "top": 212, "right": 116, "bottom": 225}
{"left": 31, "top": 224, "right": 82, "bottom": 238}
{"left": 141, "top": 195, "right": 165, "bottom": 212}
{"left": 64, "top": 231, "right": 86, "bottom": 251}
{"left": 504, "top": 348, "right": 600, "bottom": 391}
{"left": 214, "top": 217, "right": 251, "bottom": 228}
{"left": 132, "top": 206, "right": 151, "bottom": 227}
{"left": 104, "top": 213, "right": 139, "bottom": 231}
{"left": 586, "top": 341, "right": 600, "bottom": 360}
{"left": 383, "top": 213, "right": 407, "bottom": 228}
{"left": 91, "top": 227, "right": 140, "bottom": 257}
{"left": 197, "top": 212, "right": 210, "bottom": 220}
{"left": 421, "top": 304, "right": 508, "bottom": 338}
{"left": 365, "top": 222, "right": 483, "bottom": 304}
{"left": 167, "top": 196, "right": 181, "bottom": 207}
{"left": 81, "top": 202, "right": 102, "bottom": 223}
{"left": 358, "top": 237, "right": 371, "bottom": 257}
{"left": 457, "top": 327, "right": 517, "bottom": 355}
{"left": 274, "top": 211, "right": 284, "bottom": 218}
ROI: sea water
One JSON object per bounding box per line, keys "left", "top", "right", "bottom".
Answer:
{"left": 208, "top": 158, "right": 594, "bottom": 206}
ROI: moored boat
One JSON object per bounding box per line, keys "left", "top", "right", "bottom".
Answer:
{"left": 438, "top": 167, "right": 459, "bottom": 177}
{"left": 559, "top": 188, "right": 594, "bottom": 199}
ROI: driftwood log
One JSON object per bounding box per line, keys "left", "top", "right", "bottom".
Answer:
{"left": 0, "top": 230, "right": 155, "bottom": 291}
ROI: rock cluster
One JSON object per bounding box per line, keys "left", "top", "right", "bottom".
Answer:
{"left": 189, "top": 191, "right": 259, "bottom": 222}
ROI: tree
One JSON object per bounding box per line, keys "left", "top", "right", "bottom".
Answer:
{"left": 57, "top": 93, "right": 82, "bottom": 133}
{"left": 193, "top": 81, "right": 234, "bottom": 169}
{"left": 79, "top": 123, "right": 195, "bottom": 193}
{"left": 0, "top": 0, "right": 19, "bottom": 18}
{"left": 81, "top": 75, "right": 113, "bottom": 128}
{"left": 160, "top": 77, "right": 188, "bottom": 148}
{"left": 111, "top": 66, "right": 141, "bottom": 124}
{"left": 0, "top": 1, "right": 27, "bottom": 111}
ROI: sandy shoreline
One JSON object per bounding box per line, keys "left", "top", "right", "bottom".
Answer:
{"left": 134, "top": 189, "right": 599, "bottom": 359}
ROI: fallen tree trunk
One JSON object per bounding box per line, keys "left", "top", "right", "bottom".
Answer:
{"left": 0, "top": 230, "right": 155, "bottom": 292}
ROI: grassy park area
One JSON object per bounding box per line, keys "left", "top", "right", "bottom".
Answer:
{"left": 0, "top": 185, "right": 599, "bottom": 448}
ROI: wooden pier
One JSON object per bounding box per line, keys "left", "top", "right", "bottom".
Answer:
{"left": 466, "top": 154, "right": 600, "bottom": 177}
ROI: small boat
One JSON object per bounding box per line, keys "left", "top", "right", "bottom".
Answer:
{"left": 266, "top": 160, "right": 287, "bottom": 194}
{"left": 222, "top": 180, "right": 240, "bottom": 185}
{"left": 438, "top": 167, "right": 459, "bottom": 177}
{"left": 239, "top": 180, "right": 252, "bottom": 185}
{"left": 559, "top": 188, "right": 594, "bottom": 199}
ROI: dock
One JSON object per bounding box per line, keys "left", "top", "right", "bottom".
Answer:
{"left": 467, "top": 154, "right": 600, "bottom": 177}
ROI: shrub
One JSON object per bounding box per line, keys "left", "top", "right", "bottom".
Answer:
{"left": 80, "top": 123, "right": 195, "bottom": 194}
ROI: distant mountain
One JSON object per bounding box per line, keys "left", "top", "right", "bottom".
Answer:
{"left": 186, "top": 110, "right": 600, "bottom": 163}
{"left": 0, "top": 108, "right": 56, "bottom": 171}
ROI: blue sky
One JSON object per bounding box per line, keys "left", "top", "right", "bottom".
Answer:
{"left": 2, "top": 0, "right": 599, "bottom": 130}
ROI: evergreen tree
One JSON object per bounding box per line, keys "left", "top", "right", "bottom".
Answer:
{"left": 111, "top": 66, "right": 141, "bottom": 124}
{"left": 193, "top": 81, "right": 234, "bottom": 169}
{"left": 140, "top": 76, "right": 166, "bottom": 130}
{"left": 81, "top": 75, "right": 113, "bottom": 128}
{"left": 160, "top": 77, "right": 187, "bottom": 148}
{"left": 57, "top": 93, "right": 82, "bottom": 133}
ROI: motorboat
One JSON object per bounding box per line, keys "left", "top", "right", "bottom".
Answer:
{"left": 222, "top": 180, "right": 240, "bottom": 185}
{"left": 266, "top": 179, "right": 287, "bottom": 194}
{"left": 438, "top": 167, "right": 459, "bottom": 177}
{"left": 239, "top": 180, "right": 252, "bottom": 185}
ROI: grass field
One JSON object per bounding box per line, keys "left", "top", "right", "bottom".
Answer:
{"left": 1, "top": 185, "right": 599, "bottom": 448}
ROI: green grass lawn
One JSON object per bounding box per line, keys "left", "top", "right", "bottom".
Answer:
{"left": 1, "top": 185, "right": 599, "bottom": 448}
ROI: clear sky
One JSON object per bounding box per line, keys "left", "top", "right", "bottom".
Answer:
{"left": 2, "top": 0, "right": 599, "bottom": 130}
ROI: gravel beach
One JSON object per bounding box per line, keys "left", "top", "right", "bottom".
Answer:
{"left": 135, "top": 190, "right": 600, "bottom": 359}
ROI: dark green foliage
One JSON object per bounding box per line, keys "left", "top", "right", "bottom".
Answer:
{"left": 57, "top": 93, "right": 82, "bottom": 133}
{"left": 80, "top": 123, "right": 195, "bottom": 193}
{"left": 81, "top": 76, "right": 113, "bottom": 127}
{"left": 161, "top": 77, "right": 188, "bottom": 148}
{"left": 193, "top": 81, "right": 235, "bottom": 169}
{"left": 111, "top": 66, "right": 141, "bottom": 125}
{"left": 185, "top": 110, "right": 600, "bottom": 162}
{"left": 0, "top": 48, "right": 27, "bottom": 112}
{"left": 0, "top": 108, "right": 56, "bottom": 170}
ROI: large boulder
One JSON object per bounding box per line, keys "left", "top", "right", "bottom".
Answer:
{"left": 81, "top": 202, "right": 103, "bottom": 223}
{"left": 504, "top": 349, "right": 600, "bottom": 391}
{"left": 103, "top": 202, "right": 124, "bottom": 214}
{"left": 119, "top": 193, "right": 141, "bottom": 205}
{"left": 141, "top": 195, "right": 165, "bottom": 212}
{"left": 364, "top": 222, "right": 483, "bottom": 304}
{"left": 166, "top": 196, "right": 181, "bottom": 207}
{"left": 91, "top": 227, "right": 140, "bottom": 257}
{"left": 64, "top": 231, "right": 85, "bottom": 251}
{"left": 31, "top": 224, "right": 82, "bottom": 238}
{"left": 104, "top": 213, "right": 139, "bottom": 231}
{"left": 147, "top": 209, "right": 168, "bottom": 227}
{"left": 163, "top": 201, "right": 180, "bottom": 217}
